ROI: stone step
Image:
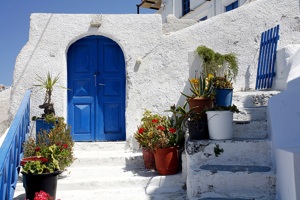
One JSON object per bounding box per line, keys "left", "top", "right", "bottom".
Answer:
{"left": 14, "top": 142, "right": 187, "bottom": 200}
{"left": 187, "top": 164, "right": 276, "bottom": 200}
{"left": 233, "top": 106, "right": 267, "bottom": 121}
{"left": 186, "top": 139, "right": 271, "bottom": 167}
{"left": 233, "top": 120, "right": 268, "bottom": 139}
{"left": 72, "top": 149, "right": 144, "bottom": 169}
{"left": 232, "top": 90, "right": 279, "bottom": 107}
{"left": 73, "top": 141, "right": 128, "bottom": 151}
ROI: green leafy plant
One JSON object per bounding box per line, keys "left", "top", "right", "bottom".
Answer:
{"left": 196, "top": 45, "right": 238, "bottom": 89}
{"left": 182, "top": 73, "right": 215, "bottom": 99}
{"left": 134, "top": 110, "right": 177, "bottom": 151}
{"left": 206, "top": 104, "right": 240, "bottom": 113}
{"left": 22, "top": 118, "right": 74, "bottom": 174}
{"left": 33, "top": 72, "right": 68, "bottom": 118}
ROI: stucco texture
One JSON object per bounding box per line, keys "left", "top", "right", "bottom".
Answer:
{"left": 10, "top": 0, "right": 300, "bottom": 147}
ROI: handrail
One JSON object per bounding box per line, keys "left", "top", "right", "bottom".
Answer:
{"left": 0, "top": 90, "right": 31, "bottom": 200}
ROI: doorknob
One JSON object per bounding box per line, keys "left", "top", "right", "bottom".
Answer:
{"left": 94, "top": 72, "right": 97, "bottom": 87}
{"left": 99, "top": 83, "right": 105, "bottom": 86}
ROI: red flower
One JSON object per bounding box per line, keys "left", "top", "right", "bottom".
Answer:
{"left": 40, "top": 157, "right": 48, "bottom": 163}
{"left": 138, "top": 127, "right": 145, "bottom": 134}
{"left": 169, "top": 128, "right": 176, "bottom": 134}
{"left": 35, "top": 147, "right": 41, "bottom": 152}
{"left": 157, "top": 125, "right": 165, "bottom": 131}
{"left": 56, "top": 142, "right": 61, "bottom": 146}
{"left": 62, "top": 144, "right": 68, "bottom": 149}
{"left": 34, "top": 190, "right": 53, "bottom": 200}
{"left": 152, "top": 119, "right": 158, "bottom": 123}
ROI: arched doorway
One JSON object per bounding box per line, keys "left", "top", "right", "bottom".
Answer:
{"left": 67, "top": 36, "right": 126, "bottom": 141}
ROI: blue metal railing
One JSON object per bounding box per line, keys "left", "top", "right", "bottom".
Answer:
{"left": 255, "top": 25, "right": 280, "bottom": 90}
{"left": 0, "top": 90, "right": 31, "bottom": 200}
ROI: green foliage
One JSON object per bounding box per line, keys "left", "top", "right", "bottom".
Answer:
{"left": 196, "top": 45, "right": 238, "bottom": 89}
{"left": 33, "top": 71, "right": 68, "bottom": 117}
{"left": 214, "top": 144, "right": 224, "bottom": 157}
{"left": 182, "top": 74, "right": 215, "bottom": 99}
{"left": 23, "top": 118, "right": 74, "bottom": 174}
{"left": 206, "top": 104, "right": 240, "bottom": 113}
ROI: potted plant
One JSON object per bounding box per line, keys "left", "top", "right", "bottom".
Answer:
{"left": 206, "top": 105, "right": 239, "bottom": 140}
{"left": 182, "top": 73, "right": 215, "bottom": 113}
{"left": 134, "top": 110, "right": 158, "bottom": 170}
{"left": 197, "top": 45, "right": 238, "bottom": 106}
{"left": 21, "top": 117, "right": 74, "bottom": 200}
{"left": 135, "top": 110, "right": 179, "bottom": 175}
{"left": 166, "top": 104, "right": 208, "bottom": 141}
{"left": 32, "top": 72, "right": 68, "bottom": 135}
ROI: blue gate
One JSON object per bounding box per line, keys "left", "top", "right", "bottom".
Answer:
{"left": 255, "top": 25, "right": 280, "bottom": 90}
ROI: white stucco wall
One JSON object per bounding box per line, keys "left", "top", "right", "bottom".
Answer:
{"left": 269, "top": 45, "right": 300, "bottom": 199}
{"left": 161, "top": 0, "right": 249, "bottom": 22}
{"left": 10, "top": 0, "right": 300, "bottom": 149}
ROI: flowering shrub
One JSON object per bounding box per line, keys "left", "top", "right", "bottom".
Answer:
{"left": 134, "top": 110, "right": 177, "bottom": 150}
{"left": 22, "top": 117, "right": 74, "bottom": 174}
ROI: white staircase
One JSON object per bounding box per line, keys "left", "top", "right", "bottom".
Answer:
{"left": 14, "top": 142, "right": 187, "bottom": 200}
{"left": 186, "top": 91, "right": 279, "bottom": 200}
{"left": 13, "top": 90, "right": 279, "bottom": 200}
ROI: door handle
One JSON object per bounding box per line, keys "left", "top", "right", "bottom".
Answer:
{"left": 94, "top": 73, "right": 97, "bottom": 87}
{"left": 99, "top": 83, "right": 105, "bottom": 86}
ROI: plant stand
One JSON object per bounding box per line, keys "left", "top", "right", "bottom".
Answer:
{"left": 206, "top": 110, "right": 233, "bottom": 140}
{"left": 22, "top": 170, "right": 62, "bottom": 200}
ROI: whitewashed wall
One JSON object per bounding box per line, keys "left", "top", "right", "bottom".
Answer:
{"left": 269, "top": 45, "right": 300, "bottom": 199}
{"left": 10, "top": 0, "right": 300, "bottom": 148}
{"left": 161, "top": 0, "right": 249, "bottom": 22}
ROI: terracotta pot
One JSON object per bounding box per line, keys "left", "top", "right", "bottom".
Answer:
{"left": 188, "top": 97, "right": 213, "bottom": 113}
{"left": 154, "top": 146, "right": 178, "bottom": 175}
{"left": 142, "top": 147, "right": 156, "bottom": 170}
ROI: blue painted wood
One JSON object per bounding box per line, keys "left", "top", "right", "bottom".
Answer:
{"left": 68, "top": 36, "right": 126, "bottom": 141}
{"left": 0, "top": 90, "right": 31, "bottom": 200}
{"left": 255, "top": 25, "right": 280, "bottom": 90}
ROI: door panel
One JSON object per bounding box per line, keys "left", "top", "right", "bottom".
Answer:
{"left": 68, "top": 36, "right": 125, "bottom": 141}
{"left": 96, "top": 38, "right": 125, "bottom": 141}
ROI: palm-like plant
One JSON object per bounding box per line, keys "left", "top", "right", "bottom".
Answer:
{"left": 182, "top": 74, "right": 215, "bottom": 99}
{"left": 33, "top": 72, "right": 66, "bottom": 117}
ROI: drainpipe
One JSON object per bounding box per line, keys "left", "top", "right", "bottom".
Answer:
{"left": 136, "top": 4, "right": 140, "bottom": 14}
{"left": 214, "top": 0, "right": 217, "bottom": 16}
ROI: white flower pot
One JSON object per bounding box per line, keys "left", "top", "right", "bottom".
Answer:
{"left": 206, "top": 110, "right": 233, "bottom": 140}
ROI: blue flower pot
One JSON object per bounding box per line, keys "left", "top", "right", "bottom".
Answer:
{"left": 215, "top": 88, "right": 233, "bottom": 107}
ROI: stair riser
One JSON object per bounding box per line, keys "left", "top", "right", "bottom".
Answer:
{"left": 73, "top": 142, "right": 128, "bottom": 151}
{"left": 233, "top": 121, "right": 268, "bottom": 138}
{"left": 186, "top": 140, "right": 272, "bottom": 166}
{"left": 71, "top": 155, "right": 145, "bottom": 169}
{"left": 187, "top": 170, "right": 276, "bottom": 199}
{"left": 232, "top": 91, "right": 279, "bottom": 107}
{"left": 233, "top": 107, "right": 267, "bottom": 121}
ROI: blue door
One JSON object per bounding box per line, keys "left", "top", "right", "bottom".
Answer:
{"left": 67, "top": 36, "right": 126, "bottom": 141}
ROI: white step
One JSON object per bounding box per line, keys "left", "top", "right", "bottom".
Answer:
{"left": 187, "top": 164, "right": 276, "bottom": 200}
{"left": 233, "top": 90, "right": 279, "bottom": 107}
{"left": 14, "top": 142, "right": 187, "bottom": 200}
{"left": 186, "top": 139, "right": 272, "bottom": 167}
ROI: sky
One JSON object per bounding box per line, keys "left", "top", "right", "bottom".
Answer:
{"left": 0, "top": 0, "right": 155, "bottom": 86}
